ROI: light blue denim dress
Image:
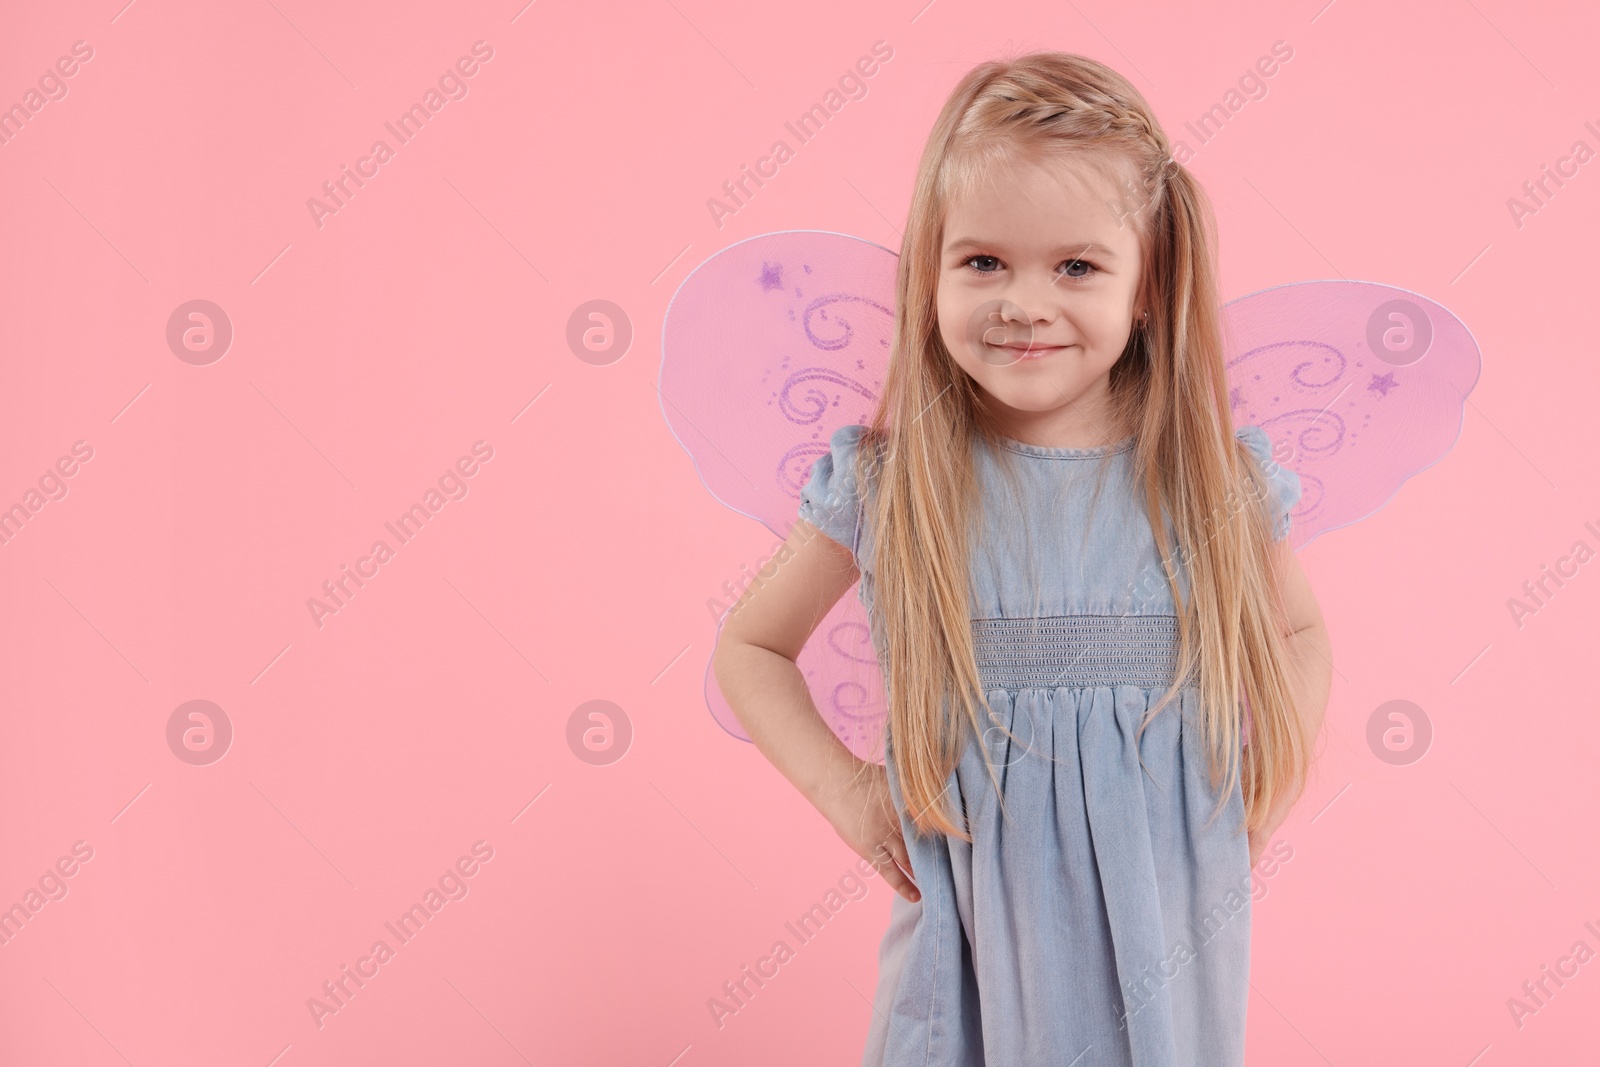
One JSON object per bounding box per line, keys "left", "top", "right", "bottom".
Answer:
{"left": 797, "top": 423, "right": 1303, "bottom": 1067}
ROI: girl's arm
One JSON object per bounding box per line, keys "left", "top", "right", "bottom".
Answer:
{"left": 712, "top": 519, "right": 864, "bottom": 805}
{"left": 1248, "top": 538, "right": 1334, "bottom": 866}
{"left": 711, "top": 519, "right": 921, "bottom": 902}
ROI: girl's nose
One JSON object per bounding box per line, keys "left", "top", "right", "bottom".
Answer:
{"left": 1008, "top": 273, "right": 1065, "bottom": 323}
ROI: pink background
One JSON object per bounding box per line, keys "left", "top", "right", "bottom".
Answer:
{"left": 2, "top": 0, "right": 1598, "bottom": 1063}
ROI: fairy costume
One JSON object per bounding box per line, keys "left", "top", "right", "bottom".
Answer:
{"left": 800, "top": 422, "right": 1300, "bottom": 1066}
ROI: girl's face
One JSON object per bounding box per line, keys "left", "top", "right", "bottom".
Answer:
{"left": 935, "top": 152, "right": 1145, "bottom": 449}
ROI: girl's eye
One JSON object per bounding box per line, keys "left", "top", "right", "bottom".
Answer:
{"left": 1061, "top": 258, "right": 1097, "bottom": 280}
{"left": 959, "top": 255, "right": 1100, "bottom": 280}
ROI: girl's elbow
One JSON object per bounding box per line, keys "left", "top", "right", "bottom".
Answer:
{"left": 711, "top": 630, "right": 740, "bottom": 678}
{"left": 712, "top": 628, "right": 762, "bottom": 687}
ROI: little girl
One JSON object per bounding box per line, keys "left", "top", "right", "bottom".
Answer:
{"left": 713, "top": 51, "right": 1331, "bottom": 1066}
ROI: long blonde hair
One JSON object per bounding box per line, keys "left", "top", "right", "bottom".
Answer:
{"left": 850, "top": 51, "right": 1315, "bottom": 843}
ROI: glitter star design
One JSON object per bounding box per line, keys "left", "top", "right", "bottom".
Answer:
{"left": 1368, "top": 371, "right": 1399, "bottom": 397}
{"left": 757, "top": 261, "right": 784, "bottom": 292}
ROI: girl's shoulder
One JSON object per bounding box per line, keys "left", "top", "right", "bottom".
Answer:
{"left": 796, "top": 424, "right": 879, "bottom": 556}
{"left": 1235, "top": 424, "right": 1304, "bottom": 541}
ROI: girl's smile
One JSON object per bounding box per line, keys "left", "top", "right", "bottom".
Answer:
{"left": 987, "top": 341, "right": 1072, "bottom": 362}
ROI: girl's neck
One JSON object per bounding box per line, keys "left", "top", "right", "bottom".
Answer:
{"left": 993, "top": 413, "right": 1133, "bottom": 452}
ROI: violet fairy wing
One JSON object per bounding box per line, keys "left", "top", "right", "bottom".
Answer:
{"left": 1223, "top": 280, "right": 1482, "bottom": 549}
{"left": 658, "top": 230, "right": 897, "bottom": 761}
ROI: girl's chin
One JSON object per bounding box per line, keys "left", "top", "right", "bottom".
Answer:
{"left": 988, "top": 397, "right": 1099, "bottom": 420}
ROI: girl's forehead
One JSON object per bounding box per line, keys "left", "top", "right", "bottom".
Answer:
{"left": 946, "top": 151, "right": 1141, "bottom": 218}
{"left": 941, "top": 158, "right": 1144, "bottom": 248}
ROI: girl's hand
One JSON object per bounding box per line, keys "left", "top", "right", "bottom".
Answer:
{"left": 1249, "top": 785, "right": 1300, "bottom": 870}
{"left": 1247, "top": 828, "right": 1271, "bottom": 870}
{"left": 815, "top": 760, "right": 921, "bottom": 903}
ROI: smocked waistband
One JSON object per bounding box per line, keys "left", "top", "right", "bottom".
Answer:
{"left": 970, "top": 614, "right": 1199, "bottom": 690}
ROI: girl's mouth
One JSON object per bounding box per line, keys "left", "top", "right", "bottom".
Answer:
{"left": 991, "top": 343, "right": 1070, "bottom": 361}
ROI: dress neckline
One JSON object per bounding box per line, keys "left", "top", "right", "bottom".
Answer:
{"left": 993, "top": 433, "right": 1136, "bottom": 459}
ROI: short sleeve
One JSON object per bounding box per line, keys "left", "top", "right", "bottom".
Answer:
{"left": 797, "top": 424, "right": 869, "bottom": 555}
{"left": 1236, "top": 424, "right": 1303, "bottom": 542}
